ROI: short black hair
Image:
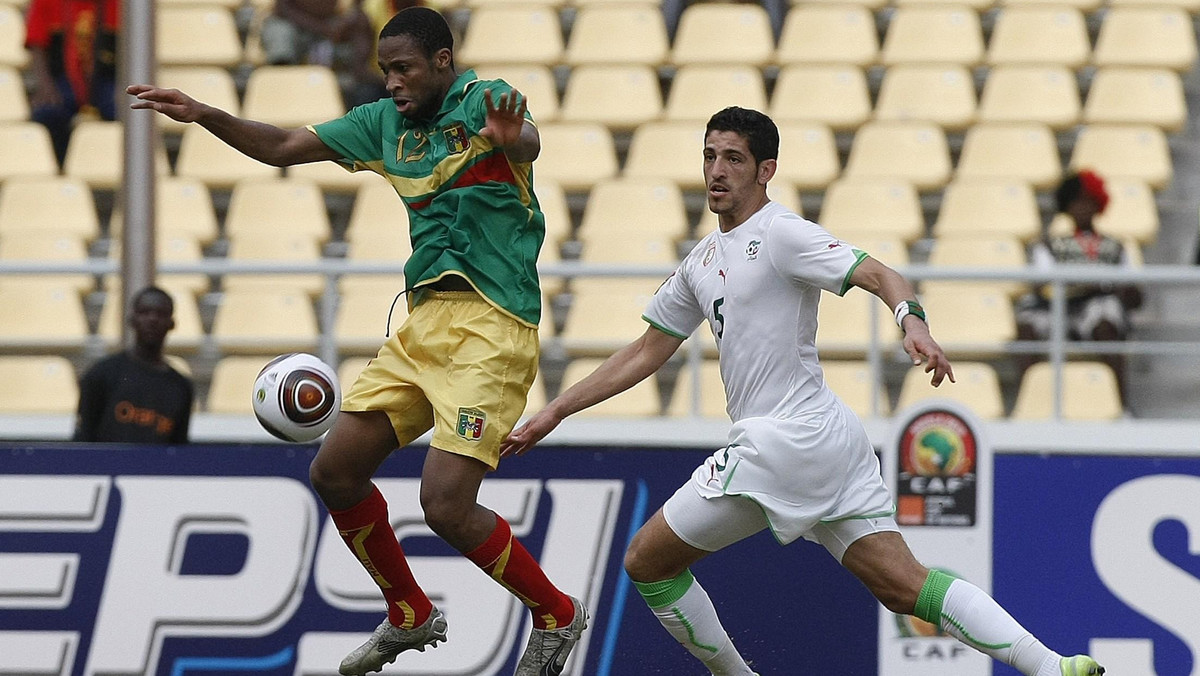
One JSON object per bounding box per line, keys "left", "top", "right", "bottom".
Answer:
{"left": 133, "top": 286, "right": 174, "bottom": 313}
{"left": 379, "top": 7, "right": 454, "bottom": 58}
{"left": 705, "top": 107, "right": 779, "bottom": 164}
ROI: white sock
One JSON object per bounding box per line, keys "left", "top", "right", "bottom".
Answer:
{"left": 635, "top": 570, "right": 755, "bottom": 676}
{"left": 938, "top": 577, "right": 1063, "bottom": 676}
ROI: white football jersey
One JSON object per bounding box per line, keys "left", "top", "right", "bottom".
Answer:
{"left": 644, "top": 201, "right": 868, "bottom": 422}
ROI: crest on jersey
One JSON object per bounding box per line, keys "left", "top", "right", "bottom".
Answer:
{"left": 703, "top": 242, "right": 716, "bottom": 266}
{"left": 457, "top": 407, "right": 486, "bottom": 441}
{"left": 443, "top": 122, "right": 471, "bottom": 155}
{"left": 746, "top": 239, "right": 761, "bottom": 260}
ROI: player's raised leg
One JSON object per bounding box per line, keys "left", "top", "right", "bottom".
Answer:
{"left": 841, "top": 531, "right": 1104, "bottom": 676}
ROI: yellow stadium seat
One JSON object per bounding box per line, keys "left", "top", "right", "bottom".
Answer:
{"left": 0, "top": 122, "right": 59, "bottom": 179}
{"left": 223, "top": 231, "right": 326, "bottom": 296}
{"left": 1107, "top": 0, "right": 1199, "bottom": 9}
{"left": 563, "top": 357, "right": 663, "bottom": 417}
{"left": 0, "top": 176, "right": 100, "bottom": 241}
{"left": 664, "top": 65, "right": 767, "bottom": 123}
{"left": 880, "top": 6, "right": 984, "bottom": 67}
{"left": 1011, "top": 361, "right": 1123, "bottom": 420}
{"left": 564, "top": 4, "right": 669, "bottom": 66}
{"left": 0, "top": 356, "right": 78, "bottom": 414}
{"left": 918, "top": 286, "right": 1016, "bottom": 355}
{"left": 977, "top": 65, "right": 1081, "bottom": 130}
{"left": 0, "top": 232, "right": 91, "bottom": 293}
{"left": 1095, "top": 178, "right": 1158, "bottom": 246}
{"left": 0, "top": 281, "right": 88, "bottom": 351}
{"left": 844, "top": 122, "right": 952, "bottom": 191}
{"left": 815, "top": 289, "right": 901, "bottom": 358}
{"left": 896, "top": 0, "right": 993, "bottom": 9}
{"left": 0, "top": 66, "right": 28, "bottom": 121}
{"left": 667, "top": 359, "right": 727, "bottom": 419}
{"left": 242, "top": 65, "right": 346, "bottom": 128}
{"left": 622, "top": 122, "right": 707, "bottom": 190}
{"left": 769, "top": 65, "right": 871, "bottom": 131}
{"left": 473, "top": 65, "right": 561, "bottom": 122}
{"left": 896, "top": 361, "right": 1004, "bottom": 419}
{"left": 1083, "top": 68, "right": 1186, "bottom": 133}
{"left": 338, "top": 357, "right": 370, "bottom": 398}
{"left": 207, "top": 356, "right": 267, "bottom": 414}
{"left": 776, "top": 5, "right": 878, "bottom": 67}
{"left": 1069, "top": 124, "right": 1172, "bottom": 191}
{"left": 1093, "top": 7, "right": 1197, "bottom": 72}
{"left": 535, "top": 123, "right": 619, "bottom": 191}
{"left": 176, "top": 125, "right": 282, "bottom": 190}
{"left": 1001, "top": 0, "right": 1101, "bottom": 10}
{"left": 560, "top": 278, "right": 660, "bottom": 356}
{"left": 873, "top": 65, "right": 977, "bottom": 131}
{"left": 345, "top": 180, "right": 409, "bottom": 244}
{"left": 62, "top": 120, "right": 171, "bottom": 190}
{"left": 287, "top": 160, "right": 381, "bottom": 195}
{"left": 986, "top": 6, "right": 1090, "bottom": 68}
{"left": 458, "top": 6, "right": 563, "bottom": 67}
{"left": 924, "top": 234, "right": 1030, "bottom": 298}
{"left": 576, "top": 179, "right": 687, "bottom": 263}
{"left": 823, "top": 360, "right": 890, "bottom": 419}
{"left": 934, "top": 179, "right": 1041, "bottom": 242}
{"left": 105, "top": 235, "right": 210, "bottom": 295}
{"left": 535, "top": 177, "right": 572, "bottom": 251}
{"left": 108, "top": 177, "right": 218, "bottom": 246}
{"left": 224, "top": 177, "right": 331, "bottom": 242}
{"left": 157, "top": 6, "right": 242, "bottom": 68}
{"left": 0, "top": 5, "right": 27, "bottom": 68}
{"left": 671, "top": 3, "right": 775, "bottom": 66}
{"left": 210, "top": 288, "right": 320, "bottom": 354}
{"left": 334, "top": 279, "right": 408, "bottom": 355}
{"left": 819, "top": 178, "right": 925, "bottom": 244}
{"left": 157, "top": 66, "right": 240, "bottom": 134}
{"left": 850, "top": 236, "right": 909, "bottom": 268}
{"left": 560, "top": 65, "right": 663, "bottom": 130}
{"left": 98, "top": 283, "right": 205, "bottom": 352}
{"left": 776, "top": 123, "right": 840, "bottom": 191}
{"left": 954, "top": 123, "right": 1061, "bottom": 190}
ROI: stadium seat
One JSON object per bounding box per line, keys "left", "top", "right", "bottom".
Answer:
{"left": 664, "top": 65, "right": 767, "bottom": 123}
{"left": 210, "top": 288, "right": 320, "bottom": 354}
{"left": 1083, "top": 68, "right": 1187, "bottom": 133}
{"left": 0, "top": 356, "right": 78, "bottom": 414}
{"left": 954, "top": 123, "right": 1061, "bottom": 190}
{"left": 880, "top": 6, "right": 984, "bottom": 67}
{"left": 0, "top": 66, "right": 28, "bottom": 122}
{"left": 815, "top": 289, "right": 901, "bottom": 358}
{"left": 775, "top": 123, "right": 840, "bottom": 191}
{"left": 563, "top": 357, "right": 663, "bottom": 417}
{"left": 473, "top": 65, "right": 560, "bottom": 122}
{"left": 1011, "top": 361, "right": 1123, "bottom": 420}
{"left": 823, "top": 360, "right": 891, "bottom": 418}
{"left": 1069, "top": 124, "right": 1172, "bottom": 191}
{"left": 1094, "top": 178, "right": 1158, "bottom": 246}
{"left": 1092, "top": 7, "right": 1197, "bottom": 72}
{"left": 560, "top": 278, "right": 660, "bottom": 356}
{"left": 896, "top": 361, "right": 1004, "bottom": 419}
{"left": 819, "top": 178, "right": 925, "bottom": 244}
{"left": 977, "top": 65, "right": 1081, "bottom": 130}
{"left": 457, "top": 6, "right": 563, "bottom": 66}
{"left": 223, "top": 231, "right": 326, "bottom": 296}
{"left": 0, "top": 176, "right": 100, "bottom": 241}
{"left": 671, "top": 3, "right": 775, "bottom": 66}
{"left": 924, "top": 233, "right": 1030, "bottom": 298}
{"left": 535, "top": 177, "right": 572, "bottom": 252}
{"left": 156, "top": 66, "right": 240, "bottom": 134}
{"left": 109, "top": 177, "right": 220, "bottom": 246}
{"left": 895, "top": 0, "right": 993, "bottom": 9}
{"left": 849, "top": 235, "right": 909, "bottom": 268}
{"left": 873, "top": 65, "right": 977, "bottom": 131}
{"left": 334, "top": 278, "right": 408, "bottom": 354}
{"left": 1107, "top": 0, "right": 1199, "bottom": 9}
{"left": 844, "top": 122, "right": 952, "bottom": 191}
{"left": 207, "top": 356, "right": 268, "bottom": 414}
{"left": 105, "top": 235, "right": 210, "bottom": 295}
{"left": 560, "top": 65, "right": 663, "bottom": 130}
{"left": 1002, "top": 0, "right": 1101, "bottom": 10}
{"left": 242, "top": 65, "right": 346, "bottom": 128}
{"left": 0, "top": 122, "right": 59, "bottom": 179}
{"left": 986, "top": 6, "right": 1090, "bottom": 68}
{"left": 933, "top": 179, "right": 1041, "bottom": 242}
{"left": 576, "top": 179, "right": 687, "bottom": 263}
{"left": 156, "top": 6, "right": 242, "bottom": 67}
{"left": 776, "top": 5, "right": 878, "bottom": 67}
{"left": 622, "top": 122, "right": 708, "bottom": 190}
{"left": 0, "top": 232, "right": 92, "bottom": 293}
{"left": 338, "top": 357, "right": 370, "bottom": 398}
{"left": 918, "top": 286, "right": 1016, "bottom": 355}
{"left": 564, "top": 4, "right": 669, "bottom": 66}
{"left": 97, "top": 283, "right": 205, "bottom": 352}
{"left": 287, "top": 160, "right": 381, "bottom": 195}
{"left": 0, "top": 281, "right": 89, "bottom": 351}
{"left": 769, "top": 65, "right": 871, "bottom": 131}
{"left": 667, "top": 359, "right": 727, "bottom": 419}
{"left": 175, "top": 125, "right": 281, "bottom": 190}
{"left": 62, "top": 120, "right": 171, "bottom": 190}
{"left": 224, "top": 177, "right": 331, "bottom": 242}
{"left": 534, "top": 123, "right": 619, "bottom": 191}
{"left": 0, "top": 5, "right": 27, "bottom": 68}
{"left": 345, "top": 180, "right": 408, "bottom": 244}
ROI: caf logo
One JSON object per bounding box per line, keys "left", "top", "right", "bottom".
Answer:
{"left": 900, "top": 410, "right": 976, "bottom": 478}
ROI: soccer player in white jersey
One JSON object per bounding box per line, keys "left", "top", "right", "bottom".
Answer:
{"left": 501, "top": 107, "right": 1104, "bottom": 676}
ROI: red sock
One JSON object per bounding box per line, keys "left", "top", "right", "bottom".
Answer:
{"left": 330, "top": 485, "right": 433, "bottom": 630}
{"left": 465, "top": 513, "right": 574, "bottom": 630}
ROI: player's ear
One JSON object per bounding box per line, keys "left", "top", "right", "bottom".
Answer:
{"left": 758, "top": 158, "right": 777, "bottom": 185}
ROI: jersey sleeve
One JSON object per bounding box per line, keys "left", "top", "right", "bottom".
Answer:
{"left": 308, "top": 100, "right": 388, "bottom": 168}
{"left": 643, "top": 267, "right": 705, "bottom": 340}
{"left": 767, "top": 214, "right": 869, "bottom": 296}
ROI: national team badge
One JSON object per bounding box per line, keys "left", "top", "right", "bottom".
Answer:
{"left": 746, "top": 239, "right": 761, "bottom": 260}
{"left": 443, "top": 123, "right": 470, "bottom": 155}
{"left": 456, "top": 407, "right": 486, "bottom": 441}
{"left": 702, "top": 242, "right": 716, "bottom": 266}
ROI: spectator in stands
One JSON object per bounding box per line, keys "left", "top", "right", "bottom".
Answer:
{"left": 1015, "top": 169, "right": 1142, "bottom": 400}
{"left": 260, "top": 0, "right": 387, "bottom": 107}
{"left": 24, "top": 0, "right": 120, "bottom": 165}
{"left": 74, "top": 286, "right": 194, "bottom": 444}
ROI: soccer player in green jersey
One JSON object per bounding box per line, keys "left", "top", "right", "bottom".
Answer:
{"left": 129, "top": 8, "right": 585, "bottom": 675}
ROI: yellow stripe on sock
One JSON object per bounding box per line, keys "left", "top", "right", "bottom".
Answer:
{"left": 394, "top": 601, "right": 416, "bottom": 630}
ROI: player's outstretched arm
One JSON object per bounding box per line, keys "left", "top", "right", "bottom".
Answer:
{"left": 126, "top": 84, "right": 342, "bottom": 167}
{"left": 501, "top": 327, "right": 684, "bottom": 458}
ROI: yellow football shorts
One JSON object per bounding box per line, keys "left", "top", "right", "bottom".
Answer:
{"left": 342, "top": 290, "right": 539, "bottom": 468}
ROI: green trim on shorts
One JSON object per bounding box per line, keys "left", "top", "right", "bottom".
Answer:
{"left": 818, "top": 503, "right": 898, "bottom": 524}
{"left": 634, "top": 569, "right": 695, "bottom": 608}
{"left": 914, "top": 569, "right": 956, "bottom": 627}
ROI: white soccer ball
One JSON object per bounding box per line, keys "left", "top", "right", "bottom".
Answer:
{"left": 252, "top": 353, "right": 341, "bottom": 442}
